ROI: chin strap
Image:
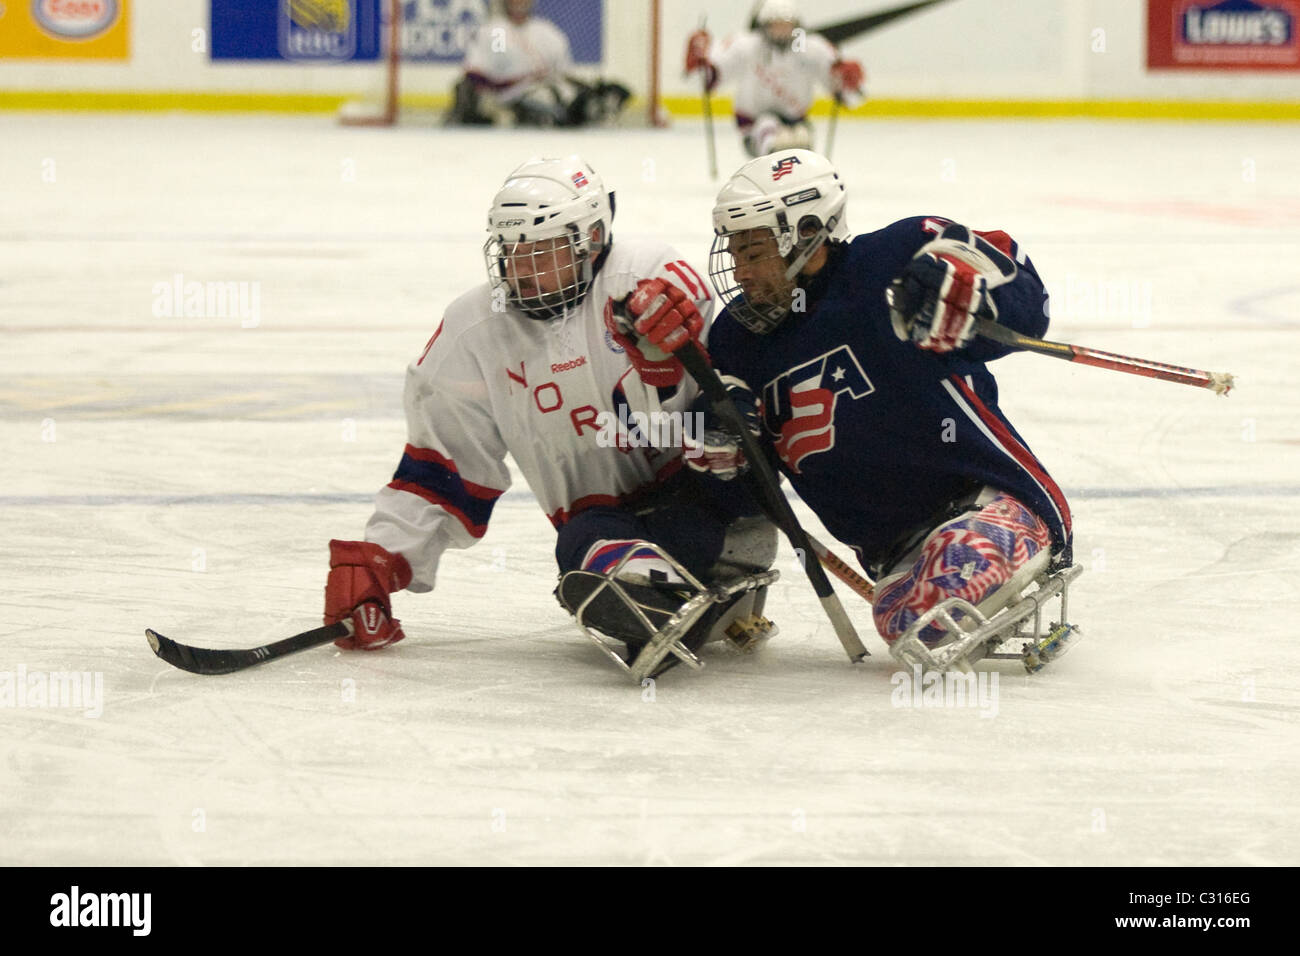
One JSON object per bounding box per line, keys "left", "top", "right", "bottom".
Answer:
{"left": 781, "top": 216, "right": 837, "bottom": 282}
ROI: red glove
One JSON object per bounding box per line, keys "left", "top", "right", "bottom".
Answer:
{"left": 685, "top": 30, "right": 710, "bottom": 73}
{"left": 603, "top": 278, "right": 704, "bottom": 388}
{"left": 324, "top": 539, "right": 413, "bottom": 650}
{"left": 831, "top": 60, "right": 865, "bottom": 102}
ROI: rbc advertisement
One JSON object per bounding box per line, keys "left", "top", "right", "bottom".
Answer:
{"left": 210, "top": 0, "right": 601, "bottom": 64}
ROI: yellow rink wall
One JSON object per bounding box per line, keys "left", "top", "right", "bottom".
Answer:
{"left": 3, "top": 90, "right": 1300, "bottom": 122}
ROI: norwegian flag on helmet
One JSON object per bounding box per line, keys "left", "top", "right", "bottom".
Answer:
{"left": 771, "top": 156, "right": 801, "bottom": 180}
{"left": 572, "top": 170, "right": 589, "bottom": 188}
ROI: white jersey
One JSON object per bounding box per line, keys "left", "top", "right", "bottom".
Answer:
{"left": 462, "top": 15, "right": 572, "bottom": 104}
{"left": 711, "top": 31, "right": 839, "bottom": 120}
{"left": 364, "top": 239, "right": 714, "bottom": 592}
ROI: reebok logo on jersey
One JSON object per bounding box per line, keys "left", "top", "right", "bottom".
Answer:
{"left": 771, "top": 156, "right": 801, "bottom": 180}
{"left": 762, "top": 345, "right": 874, "bottom": 473}
{"left": 551, "top": 355, "right": 587, "bottom": 373}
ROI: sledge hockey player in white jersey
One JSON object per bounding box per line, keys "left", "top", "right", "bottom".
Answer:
{"left": 323, "top": 155, "right": 778, "bottom": 681}
{"left": 633, "top": 150, "right": 1084, "bottom": 675}
{"left": 685, "top": 0, "right": 865, "bottom": 157}
{"left": 448, "top": 0, "right": 630, "bottom": 128}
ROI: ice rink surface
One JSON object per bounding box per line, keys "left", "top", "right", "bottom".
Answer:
{"left": 2, "top": 112, "right": 1299, "bottom": 865}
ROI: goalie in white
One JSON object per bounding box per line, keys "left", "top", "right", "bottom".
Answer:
{"left": 447, "top": 0, "right": 630, "bottom": 128}
{"left": 323, "top": 155, "right": 777, "bottom": 680}
{"left": 685, "top": 0, "right": 865, "bottom": 157}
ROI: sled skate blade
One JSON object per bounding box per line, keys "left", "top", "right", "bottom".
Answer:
{"left": 716, "top": 580, "right": 777, "bottom": 653}
{"left": 1022, "top": 623, "right": 1083, "bottom": 674}
{"left": 724, "top": 613, "right": 777, "bottom": 653}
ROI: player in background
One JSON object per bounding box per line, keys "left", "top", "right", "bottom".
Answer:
{"left": 323, "top": 155, "right": 777, "bottom": 679}
{"left": 446, "top": 0, "right": 630, "bottom": 128}
{"left": 634, "top": 149, "right": 1082, "bottom": 674}
{"left": 685, "top": 0, "right": 865, "bottom": 157}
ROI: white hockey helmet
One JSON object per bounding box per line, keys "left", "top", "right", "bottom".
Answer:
{"left": 756, "top": 0, "right": 799, "bottom": 25}
{"left": 484, "top": 155, "right": 614, "bottom": 321}
{"left": 755, "top": 0, "right": 800, "bottom": 45}
{"left": 708, "top": 149, "right": 849, "bottom": 334}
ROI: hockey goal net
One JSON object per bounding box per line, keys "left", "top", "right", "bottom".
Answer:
{"left": 338, "top": 0, "right": 664, "bottom": 127}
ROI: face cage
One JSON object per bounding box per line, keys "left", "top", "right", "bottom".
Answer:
{"left": 712, "top": 226, "right": 800, "bottom": 335}
{"left": 711, "top": 224, "right": 824, "bottom": 335}
{"left": 483, "top": 229, "right": 594, "bottom": 321}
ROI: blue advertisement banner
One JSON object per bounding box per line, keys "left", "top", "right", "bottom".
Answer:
{"left": 211, "top": 0, "right": 602, "bottom": 64}
{"left": 211, "top": 0, "right": 382, "bottom": 61}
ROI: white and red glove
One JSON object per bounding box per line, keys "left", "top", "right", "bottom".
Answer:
{"left": 886, "top": 223, "right": 1017, "bottom": 353}
{"left": 683, "top": 375, "right": 760, "bottom": 481}
{"left": 684, "top": 428, "right": 747, "bottom": 480}
{"left": 684, "top": 30, "right": 718, "bottom": 91}
{"left": 685, "top": 29, "right": 710, "bottom": 72}
{"left": 604, "top": 278, "right": 704, "bottom": 388}
{"left": 325, "top": 539, "right": 413, "bottom": 650}
{"left": 830, "top": 59, "right": 865, "bottom": 102}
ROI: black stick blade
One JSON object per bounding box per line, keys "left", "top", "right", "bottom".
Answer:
{"left": 145, "top": 621, "right": 351, "bottom": 676}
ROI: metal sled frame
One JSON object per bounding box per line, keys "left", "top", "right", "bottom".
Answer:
{"left": 567, "top": 543, "right": 779, "bottom": 683}
{"left": 889, "top": 562, "right": 1084, "bottom": 675}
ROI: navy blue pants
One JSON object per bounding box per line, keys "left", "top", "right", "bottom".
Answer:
{"left": 554, "top": 469, "right": 765, "bottom": 582}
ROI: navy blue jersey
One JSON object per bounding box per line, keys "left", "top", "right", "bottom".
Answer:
{"left": 707, "top": 215, "right": 1072, "bottom": 569}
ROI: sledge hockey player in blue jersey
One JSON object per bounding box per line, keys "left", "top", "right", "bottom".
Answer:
{"left": 322, "top": 155, "right": 778, "bottom": 682}
{"left": 631, "top": 149, "right": 1082, "bottom": 673}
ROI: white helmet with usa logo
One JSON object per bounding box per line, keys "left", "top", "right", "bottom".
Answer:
{"left": 484, "top": 155, "right": 615, "bottom": 321}
{"left": 708, "top": 149, "right": 849, "bottom": 334}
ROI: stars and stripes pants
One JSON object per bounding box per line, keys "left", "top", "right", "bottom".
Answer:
{"left": 872, "top": 492, "right": 1053, "bottom": 646}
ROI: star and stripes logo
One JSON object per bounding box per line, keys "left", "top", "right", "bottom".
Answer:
{"left": 872, "top": 495, "right": 1052, "bottom": 644}
{"left": 761, "top": 345, "right": 874, "bottom": 473}
{"left": 771, "top": 156, "right": 801, "bottom": 180}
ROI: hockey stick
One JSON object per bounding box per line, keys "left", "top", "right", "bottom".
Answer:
{"left": 702, "top": 81, "right": 718, "bottom": 180}
{"left": 697, "top": 16, "right": 718, "bottom": 179}
{"left": 740, "top": 470, "right": 876, "bottom": 601}
{"left": 739, "top": 469, "right": 875, "bottom": 602}
{"left": 678, "top": 342, "right": 868, "bottom": 661}
{"left": 806, "top": 532, "right": 875, "bottom": 602}
{"left": 973, "top": 317, "right": 1236, "bottom": 395}
{"left": 146, "top": 620, "right": 352, "bottom": 675}
{"left": 824, "top": 95, "right": 840, "bottom": 159}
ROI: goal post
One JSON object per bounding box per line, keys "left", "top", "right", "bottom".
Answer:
{"left": 339, "top": 0, "right": 664, "bottom": 127}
